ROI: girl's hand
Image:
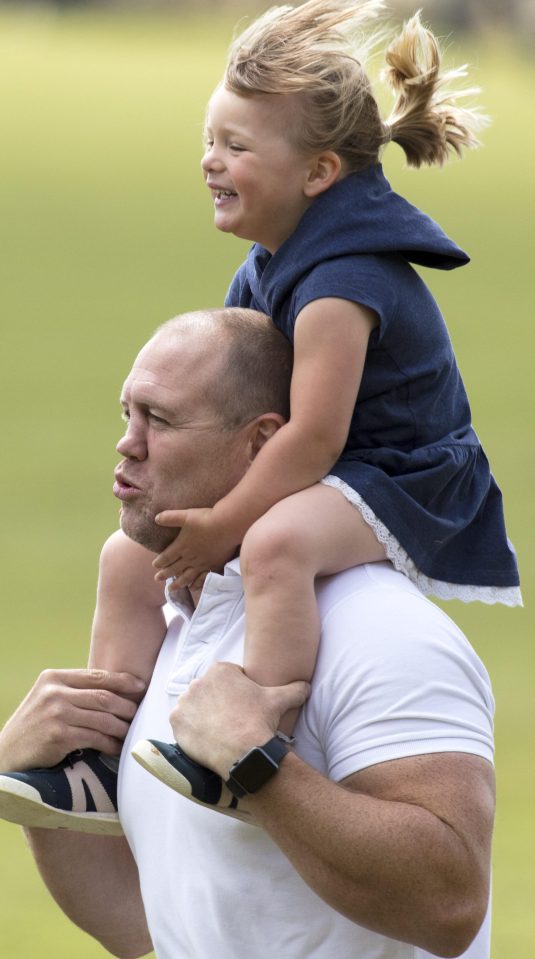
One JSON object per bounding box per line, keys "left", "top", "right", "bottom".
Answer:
{"left": 152, "top": 507, "right": 239, "bottom": 588}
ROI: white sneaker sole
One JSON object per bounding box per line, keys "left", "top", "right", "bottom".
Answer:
{"left": 0, "top": 777, "right": 123, "bottom": 835}
{"left": 131, "top": 740, "right": 254, "bottom": 825}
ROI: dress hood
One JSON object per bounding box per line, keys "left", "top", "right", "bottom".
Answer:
{"left": 245, "top": 163, "right": 469, "bottom": 315}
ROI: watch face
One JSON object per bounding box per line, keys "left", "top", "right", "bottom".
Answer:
{"left": 232, "top": 747, "right": 278, "bottom": 793}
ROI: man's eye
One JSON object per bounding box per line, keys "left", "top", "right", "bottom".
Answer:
{"left": 148, "top": 412, "right": 168, "bottom": 426}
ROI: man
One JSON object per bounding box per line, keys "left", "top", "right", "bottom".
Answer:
{"left": 0, "top": 308, "right": 495, "bottom": 959}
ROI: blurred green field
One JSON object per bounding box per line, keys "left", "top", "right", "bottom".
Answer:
{"left": 0, "top": 8, "right": 533, "bottom": 957}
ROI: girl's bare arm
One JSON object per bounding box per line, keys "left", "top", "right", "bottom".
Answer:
{"left": 154, "top": 298, "right": 376, "bottom": 576}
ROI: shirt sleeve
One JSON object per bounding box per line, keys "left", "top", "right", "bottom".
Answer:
{"left": 302, "top": 571, "right": 495, "bottom": 783}
{"left": 291, "top": 255, "right": 402, "bottom": 339}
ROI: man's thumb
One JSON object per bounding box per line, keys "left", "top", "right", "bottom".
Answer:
{"left": 275, "top": 679, "right": 311, "bottom": 715}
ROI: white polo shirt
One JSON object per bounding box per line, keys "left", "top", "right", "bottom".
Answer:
{"left": 119, "top": 561, "right": 494, "bottom": 959}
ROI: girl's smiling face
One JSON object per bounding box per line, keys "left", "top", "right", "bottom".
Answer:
{"left": 201, "top": 86, "right": 319, "bottom": 254}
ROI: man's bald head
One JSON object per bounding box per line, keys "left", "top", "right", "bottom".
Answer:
{"left": 155, "top": 308, "right": 292, "bottom": 428}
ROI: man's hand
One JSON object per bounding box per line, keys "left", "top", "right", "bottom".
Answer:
{"left": 152, "top": 507, "right": 240, "bottom": 589}
{"left": 0, "top": 669, "right": 145, "bottom": 771}
{"left": 169, "top": 662, "right": 310, "bottom": 779}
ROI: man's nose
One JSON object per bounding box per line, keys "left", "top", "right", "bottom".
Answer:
{"left": 116, "top": 420, "right": 147, "bottom": 460}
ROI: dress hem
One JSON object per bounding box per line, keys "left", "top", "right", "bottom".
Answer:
{"left": 321, "top": 475, "right": 523, "bottom": 608}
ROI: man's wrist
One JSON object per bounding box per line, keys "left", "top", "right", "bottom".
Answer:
{"left": 212, "top": 724, "right": 276, "bottom": 781}
{"left": 0, "top": 720, "right": 26, "bottom": 772}
{"left": 225, "top": 735, "right": 291, "bottom": 798}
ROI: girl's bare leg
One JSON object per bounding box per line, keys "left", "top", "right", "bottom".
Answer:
{"left": 89, "top": 530, "right": 167, "bottom": 700}
{"left": 240, "top": 484, "right": 386, "bottom": 735}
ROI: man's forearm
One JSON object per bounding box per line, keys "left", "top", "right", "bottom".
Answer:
{"left": 170, "top": 663, "right": 494, "bottom": 956}
{"left": 26, "top": 828, "right": 152, "bottom": 959}
{"left": 0, "top": 668, "right": 151, "bottom": 958}
{"left": 248, "top": 752, "right": 494, "bottom": 958}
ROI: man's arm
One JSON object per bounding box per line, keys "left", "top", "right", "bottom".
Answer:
{"left": 250, "top": 751, "right": 494, "bottom": 958}
{"left": 0, "top": 669, "right": 153, "bottom": 959}
{"left": 26, "top": 829, "right": 152, "bottom": 959}
{"left": 170, "top": 662, "right": 495, "bottom": 958}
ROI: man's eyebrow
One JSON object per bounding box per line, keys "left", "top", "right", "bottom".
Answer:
{"left": 119, "top": 393, "right": 176, "bottom": 418}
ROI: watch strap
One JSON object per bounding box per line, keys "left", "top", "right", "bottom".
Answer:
{"left": 226, "top": 735, "right": 290, "bottom": 799}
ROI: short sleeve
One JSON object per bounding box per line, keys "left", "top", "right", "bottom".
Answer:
{"left": 291, "top": 255, "right": 402, "bottom": 338}
{"left": 301, "top": 570, "right": 495, "bottom": 783}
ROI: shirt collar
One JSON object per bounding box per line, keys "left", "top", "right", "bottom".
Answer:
{"left": 165, "top": 557, "right": 243, "bottom": 615}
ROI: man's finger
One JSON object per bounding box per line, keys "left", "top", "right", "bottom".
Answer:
{"left": 40, "top": 668, "right": 146, "bottom": 696}
{"left": 74, "top": 730, "right": 125, "bottom": 755}
{"left": 67, "top": 689, "right": 140, "bottom": 722}
{"left": 66, "top": 707, "right": 133, "bottom": 741}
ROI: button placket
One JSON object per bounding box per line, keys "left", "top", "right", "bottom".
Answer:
{"left": 166, "top": 574, "right": 244, "bottom": 693}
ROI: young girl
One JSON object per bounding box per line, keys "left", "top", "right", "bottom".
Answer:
{"left": 0, "top": 0, "right": 521, "bottom": 831}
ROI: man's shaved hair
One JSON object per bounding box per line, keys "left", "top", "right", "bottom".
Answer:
{"left": 157, "top": 308, "right": 292, "bottom": 428}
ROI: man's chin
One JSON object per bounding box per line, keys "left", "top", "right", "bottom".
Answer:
{"left": 119, "top": 509, "right": 174, "bottom": 555}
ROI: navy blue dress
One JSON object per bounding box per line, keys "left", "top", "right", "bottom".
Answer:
{"left": 225, "top": 164, "right": 520, "bottom": 603}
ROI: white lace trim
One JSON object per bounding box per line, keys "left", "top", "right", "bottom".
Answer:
{"left": 321, "top": 475, "right": 523, "bottom": 608}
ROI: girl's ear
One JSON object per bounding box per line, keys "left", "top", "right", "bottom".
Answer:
{"left": 304, "top": 151, "right": 343, "bottom": 197}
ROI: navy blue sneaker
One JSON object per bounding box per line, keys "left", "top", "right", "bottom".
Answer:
{"left": 131, "top": 739, "right": 252, "bottom": 824}
{"left": 0, "top": 749, "right": 122, "bottom": 835}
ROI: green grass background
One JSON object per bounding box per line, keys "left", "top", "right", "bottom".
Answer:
{"left": 0, "top": 8, "right": 533, "bottom": 957}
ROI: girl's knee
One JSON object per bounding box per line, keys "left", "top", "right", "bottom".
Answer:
{"left": 241, "top": 514, "right": 311, "bottom": 585}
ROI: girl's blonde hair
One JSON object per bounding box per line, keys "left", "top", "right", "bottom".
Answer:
{"left": 225, "top": 0, "right": 487, "bottom": 171}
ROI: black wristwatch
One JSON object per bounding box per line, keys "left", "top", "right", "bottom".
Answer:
{"left": 225, "top": 736, "right": 291, "bottom": 798}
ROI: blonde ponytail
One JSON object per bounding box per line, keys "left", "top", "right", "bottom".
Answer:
{"left": 383, "top": 12, "right": 488, "bottom": 167}
{"left": 224, "top": 2, "right": 488, "bottom": 174}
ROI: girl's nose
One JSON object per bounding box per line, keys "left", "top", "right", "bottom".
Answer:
{"left": 201, "top": 144, "right": 224, "bottom": 174}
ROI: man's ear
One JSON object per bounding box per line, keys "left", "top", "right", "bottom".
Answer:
{"left": 304, "top": 151, "right": 343, "bottom": 198}
{"left": 246, "top": 413, "right": 286, "bottom": 463}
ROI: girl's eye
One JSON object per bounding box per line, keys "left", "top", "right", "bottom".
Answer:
{"left": 230, "top": 143, "right": 246, "bottom": 153}
{"left": 121, "top": 409, "right": 130, "bottom": 422}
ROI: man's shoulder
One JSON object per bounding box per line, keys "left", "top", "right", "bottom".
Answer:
{"left": 315, "top": 562, "right": 429, "bottom": 616}
{"left": 315, "top": 562, "right": 475, "bottom": 659}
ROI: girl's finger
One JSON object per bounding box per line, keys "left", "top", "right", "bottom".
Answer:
{"left": 173, "top": 568, "right": 198, "bottom": 589}
{"left": 155, "top": 510, "right": 187, "bottom": 527}
{"left": 153, "top": 543, "right": 184, "bottom": 569}
{"left": 191, "top": 572, "right": 207, "bottom": 591}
